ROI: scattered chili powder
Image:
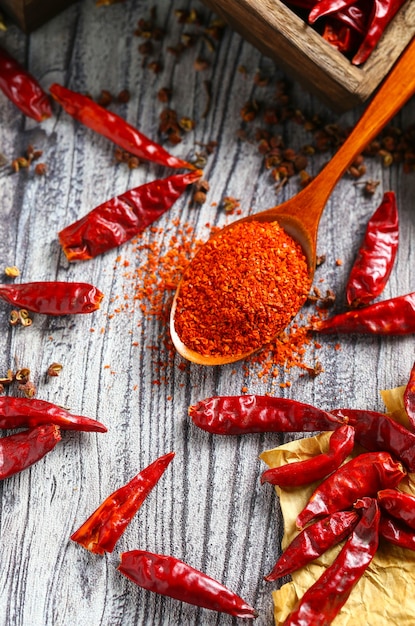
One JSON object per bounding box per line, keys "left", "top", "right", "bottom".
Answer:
{"left": 173, "top": 220, "right": 311, "bottom": 357}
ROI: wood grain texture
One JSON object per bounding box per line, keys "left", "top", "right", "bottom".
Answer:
{"left": 0, "top": 1, "right": 414, "bottom": 625}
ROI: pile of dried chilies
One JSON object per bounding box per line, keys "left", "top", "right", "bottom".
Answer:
{"left": 284, "top": 0, "right": 408, "bottom": 64}
{"left": 189, "top": 360, "right": 415, "bottom": 624}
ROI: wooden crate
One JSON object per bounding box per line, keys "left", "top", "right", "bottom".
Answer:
{"left": 202, "top": 0, "right": 415, "bottom": 111}
{"left": 0, "top": 0, "right": 76, "bottom": 32}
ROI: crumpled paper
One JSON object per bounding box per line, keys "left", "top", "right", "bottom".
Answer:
{"left": 260, "top": 387, "right": 415, "bottom": 625}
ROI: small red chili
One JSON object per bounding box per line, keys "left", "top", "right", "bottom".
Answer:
{"left": 313, "top": 292, "right": 415, "bottom": 335}
{"left": 0, "top": 281, "right": 104, "bottom": 315}
{"left": 189, "top": 395, "right": 343, "bottom": 435}
{"left": 0, "top": 424, "right": 61, "bottom": 479}
{"left": 379, "top": 512, "right": 415, "bottom": 551}
{"left": 117, "top": 550, "right": 257, "bottom": 619}
{"left": 346, "top": 191, "right": 399, "bottom": 308}
{"left": 0, "top": 45, "right": 52, "bottom": 121}
{"left": 260, "top": 424, "right": 355, "bottom": 487}
{"left": 377, "top": 488, "right": 415, "bottom": 530}
{"left": 296, "top": 451, "right": 404, "bottom": 528}
{"left": 49, "top": 83, "right": 195, "bottom": 170}
{"left": 71, "top": 452, "right": 174, "bottom": 554}
{"left": 331, "top": 407, "right": 415, "bottom": 472}
{"left": 284, "top": 498, "right": 380, "bottom": 625}
{"left": 59, "top": 170, "right": 202, "bottom": 261}
{"left": 0, "top": 396, "right": 107, "bottom": 432}
{"left": 264, "top": 509, "right": 359, "bottom": 581}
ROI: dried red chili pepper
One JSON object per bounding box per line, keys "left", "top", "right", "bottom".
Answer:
{"left": 261, "top": 424, "right": 355, "bottom": 487}
{"left": 0, "top": 45, "right": 52, "bottom": 122}
{"left": 59, "top": 170, "right": 202, "bottom": 261}
{"left": 331, "top": 407, "right": 415, "bottom": 472}
{"left": 296, "top": 451, "right": 404, "bottom": 528}
{"left": 117, "top": 550, "right": 257, "bottom": 618}
{"left": 0, "top": 424, "right": 61, "bottom": 479}
{"left": 0, "top": 396, "right": 107, "bottom": 432}
{"left": 0, "top": 281, "right": 103, "bottom": 315}
{"left": 352, "top": 0, "right": 408, "bottom": 65}
{"left": 284, "top": 498, "right": 379, "bottom": 625}
{"left": 49, "top": 83, "right": 194, "bottom": 170}
{"left": 377, "top": 488, "right": 415, "bottom": 529}
{"left": 313, "top": 292, "right": 415, "bottom": 335}
{"left": 404, "top": 361, "right": 415, "bottom": 430}
{"left": 189, "top": 395, "right": 343, "bottom": 435}
{"left": 346, "top": 191, "right": 399, "bottom": 308}
{"left": 265, "top": 510, "right": 359, "bottom": 581}
{"left": 71, "top": 451, "right": 174, "bottom": 554}
{"left": 308, "top": 0, "right": 357, "bottom": 23}
{"left": 379, "top": 512, "right": 415, "bottom": 551}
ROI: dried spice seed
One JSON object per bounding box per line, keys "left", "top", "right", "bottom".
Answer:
{"left": 47, "top": 363, "right": 63, "bottom": 377}
{"left": 4, "top": 266, "right": 20, "bottom": 277}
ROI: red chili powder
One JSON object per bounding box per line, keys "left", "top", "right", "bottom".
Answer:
{"left": 173, "top": 220, "right": 311, "bottom": 357}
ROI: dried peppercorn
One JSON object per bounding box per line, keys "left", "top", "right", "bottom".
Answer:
{"left": 346, "top": 191, "right": 399, "bottom": 307}
{"left": 117, "top": 550, "right": 257, "bottom": 618}
{"left": 265, "top": 510, "right": 359, "bottom": 581}
{"left": 284, "top": 498, "right": 380, "bottom": 625}
{"left": 0, "top": 281, "right": 103, "bottom": 315}
{"left": 71, "top": 452, "right": 174, "bottom": 554}
{"left": 50, "top": 84, "right": 194, "bottom": 170}
{"left": 296, "top": 451, "right": 404, "bottom": 528}
{"left": 331, "top": 407, "right": 415, "bottom": 472}
{"left": 189, "top": 395, "right": 343, "bottom": 435}
{"left": 260, "top": 424, "right": 355, "bottom": 486}
{"left": 313, "top": 292, "right": 415, "bottom": 335}
{"left": 59, "top": 170, "right": 202, "bottom": 261}
{"left": 0, "top": 396, "right": 107, "bottom": 432}
{"left": 0, "top": 45, "right": 52, "bottom": 121}
{"left": 0, "top": 424, "right": 61, "bottom": 479}
{"left": 173, "top": 220, "right": 311, "bottom": 358}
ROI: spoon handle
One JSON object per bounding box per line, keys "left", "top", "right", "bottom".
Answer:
{"left": 314, "top": 37, "right": 415, "bottom": 198}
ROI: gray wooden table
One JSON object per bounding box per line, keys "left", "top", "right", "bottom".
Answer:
{"left": 0, "top": 1, "right": 414, "bottom": 625}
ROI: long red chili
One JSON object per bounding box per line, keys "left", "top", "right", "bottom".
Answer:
{"left": 0, "top": 424, "right": 61, "bottom": 479}
{"left": 264, "top": 510, "right": 359, "bottom": 581}
{"left": 117, "top": 550, "right": 257, "bottom": 619}
{"left": 331, "top": 407, "right": 415, "bottom": 472}
{"left": 404, "top": 361, "right": 415, "bottom": 430}
{"left": 379, "top": 513, "right": 415, "bottom": 551}
{"left": 313, "top": 292, "right": 415, "bottom": 335}
{"left": 346, "top": 191, "right": 399, "bottom": 308}
{"left": 0, "top": 396, "right": 107, "bottom": 432}
{"left": 309, "top": 0, "right": 355, "bottom": 23}
{"left": 377, "top": 488, "right": 415, "bottom": 530}
{"left": 71, "top": 452, "right": 174, "bottom": 555}
{"left": 261, "top": 424, "right": 354, "bottom": 487}
{"left": 0, "top": 45, "right": 52, "bottom": 121}
{"left": 283, "top": 498, "right": 380, "bottom": 625}
{"left": 189, "top": 395, "right": 343, "bottom": 435}
{"left": 296, "top": 451, "right": 404, "bottom": 528}
{"left": 352, "top": 0, "right": 408, "bottom": 65}
{"left": 0, "top": 281, "right": 103, "bottom": 315}
{"left": 58, "top": 170, "right": 202, "bottom": 261}
{"left": 49, "top": 83, "right": 194, "bottom": 170}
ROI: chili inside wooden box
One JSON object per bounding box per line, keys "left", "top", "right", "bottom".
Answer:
{"left": 201, "top": 0, "right": 415, "bottom": 111}
{"left": 0, "top": 0, "right": 77, "bottom": 32}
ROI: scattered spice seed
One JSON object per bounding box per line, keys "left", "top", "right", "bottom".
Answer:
{"left": 4, "top": 266, "right": 20, "bottom": 278}
{"left": 173, "top": 220, "right": 311, "bottom": 358}
{"left": 47, "top": 363, "right": 63, "bottom": 377}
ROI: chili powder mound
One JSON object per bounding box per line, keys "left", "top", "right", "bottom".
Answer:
{"left": 173, "top": 220, "right": 311, "bottom": 357}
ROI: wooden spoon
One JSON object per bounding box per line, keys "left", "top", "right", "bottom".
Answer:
{"left": 171, "top": 37, "right": 415, "bottom": 366}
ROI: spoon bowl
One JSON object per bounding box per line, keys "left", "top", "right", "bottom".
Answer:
{"left": 171, "top": 37, "right": 415, "bottom": 365}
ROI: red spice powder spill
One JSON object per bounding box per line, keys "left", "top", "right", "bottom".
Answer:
{"left": 173, "top": 220, "right": 311, "bottom": 357}
{"left": 112, "top": 220, "right": 324, "bottom": 385}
